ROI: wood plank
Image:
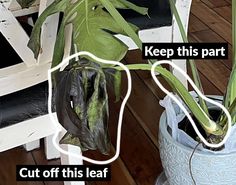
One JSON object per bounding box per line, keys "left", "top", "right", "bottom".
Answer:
{"left": 108, "top": 100, "right": 163, "bottom": 185}
{"left": 84, "top": 147, "right": 136, "bottom": 185}
{"left": 190, "top": 29, "right": 232, "bottom": 69}
{"left": 0, "top": 62, "right": 51, "bottom": 96}
{"left": 196, "top": 72, "right": 222, "bottom": 95}
{"left": 121, "top": 71, "right": 161, "bottom": 148}
{"left": 191, "top": 1, "right": 232, "bottom": 44}
{"left": 32, "top": 141, "right": 63, "bottom": 185}
{"left": 0, "top": 147, "right": 44, "bottom": 185}
{"left": 189, "top": 34, "right": 230, "bottom": 94}
{"left": 188, "top": 14, "right": 209, "bottom": 33}
{"left": 187, "top": 64, "right": 223, "bottom": 95}
{"left": 122, "top": 52, "right": 164, "bottom": 147}
{"left": 200, "top": 0, "right": 229, "bottom": 8}
{"left": 214, "top": 6, "right": 232, "bottom": 23}
{"left": 196, "top": 60, "right": 230, "bottom": 93}
{"left": 37, "top": 0, "right": 59, "bottom": 64}
{"left": 139, "top": 63, "right": 222, "bottom": 99}
{"left": 225, "top": 0, "right": 231, "bottom": 5}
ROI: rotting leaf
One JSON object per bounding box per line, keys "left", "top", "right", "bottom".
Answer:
{"left": 55, "top": 69, "right": 96, "bottom": 151}
{"left": 60, "top": 132, "right": 83, "bottom": 149}
{"left": 87, "top": 70, "right": 110, "bottom": 154}
{"left": 55, "top": 60, "right": 111, "bottom": 154}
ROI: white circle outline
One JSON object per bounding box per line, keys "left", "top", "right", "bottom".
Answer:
{"left": 151, "top": 60, "right": 232, "bottom": 148}
{"left": 48, "top": 51, "right": 132, "bottom": 164}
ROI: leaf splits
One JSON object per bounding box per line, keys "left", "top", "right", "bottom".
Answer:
{"left": 28, "top": 0, "right": 148, "bottom": 67}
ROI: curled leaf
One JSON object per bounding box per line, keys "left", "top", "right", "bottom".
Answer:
{"left": 55, "top": 60, "right": 111, "bottom": 154}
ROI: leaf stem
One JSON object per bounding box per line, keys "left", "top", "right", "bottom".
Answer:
{"left": 85, "top": 0, "right": 90, "bottom": 35}
{"left": 99, "top": 0, "right": 142, "bottom": 49}
{"left": 222, "top": 0, "right": 236, "bottom": 123}
{"left": 113, "top": 64, "right": 223, "bottom": 136}
{"left": 168, "top": 0, "right": 209, "bottom": 116}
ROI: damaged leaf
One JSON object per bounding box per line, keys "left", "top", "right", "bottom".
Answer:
{"left": 55, "top": 60, "right": 110, "bottom": 154}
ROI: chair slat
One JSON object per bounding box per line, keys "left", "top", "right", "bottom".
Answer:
{"left": 9, "top": 0, "right": 40, "bottom": 17}
{"left": 0, "top": 3, "right": 37, "bottom": 67}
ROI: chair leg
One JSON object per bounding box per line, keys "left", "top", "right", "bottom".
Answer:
{"left": 23, "top": 139, "right": 40, "bottom": 152}
{"left": 60, "top": 144, "right": 85, "bottom": 185}
{"left": 44, "top": 134, "right": 60, "bottom": 160}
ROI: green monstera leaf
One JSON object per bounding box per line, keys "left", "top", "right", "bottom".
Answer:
{"left": 28, "top": 0, "right": 148, "bottom": 67}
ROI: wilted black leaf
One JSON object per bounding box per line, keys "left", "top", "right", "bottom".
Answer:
{"left": 55, "top": 61, "right": 111, "bottom": 154}
{"left": 55, "top": 69, "right": 96, "bottom": 151}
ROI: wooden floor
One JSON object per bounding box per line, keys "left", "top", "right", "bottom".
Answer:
{"left": 0, "top": 0, "right": 232, "bottom": 185}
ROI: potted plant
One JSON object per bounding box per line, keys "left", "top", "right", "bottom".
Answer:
{"left": 155, "top": 1, "right": 236, "bottom": 184}
{"left": 25, "top": 0, "right": 236, "bottom": 184}
{"left": 109, "top": 2, "right": 236, "bottom": 184}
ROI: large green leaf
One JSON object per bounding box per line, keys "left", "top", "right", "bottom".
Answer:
{"left": 99, "top": 0, "right": 142, "bottom": 50}
{"left": 69, "top": 4, "right": 127, "bottom": 65}
{"left": 28, "top": 0, "right": 147, "bottom": 67}
{"left": 28, "top": 0, "right": 68, "bottom": 58}
{"left": 110, "top": 0, "right": 147, "bottom": 15}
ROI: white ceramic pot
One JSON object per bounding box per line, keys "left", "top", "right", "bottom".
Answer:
{"left": 159, "top": 105, "right": 236, "bottom": 185}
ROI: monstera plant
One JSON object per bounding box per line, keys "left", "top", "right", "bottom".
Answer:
{"left": 20, "top": 0, "right": 148, "bottom": 154}
{"left": 22, "top": 0, "right": 236, "bottom": 159}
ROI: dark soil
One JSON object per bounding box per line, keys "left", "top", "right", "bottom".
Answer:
{"left": 178, "top": 109, "right": 222, "bottom": 145}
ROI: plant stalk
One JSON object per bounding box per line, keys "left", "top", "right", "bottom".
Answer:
{"left": 168, "top": 0, "right": 209, "bottom": 116}
{"left": 113, "top": 64, "right": 224, "bottom": 136}
{"left": 233, "top": 0, "right": 236, "bottom": 68}
{"left": 99, "top": 0, "right": 142, "bottom": 49}
{"left": 222, "top": 0, "right": 236, "bottom": 123}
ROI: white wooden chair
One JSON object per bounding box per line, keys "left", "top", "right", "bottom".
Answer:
{"left": 0, "top": 0, "right": 192, "bottom": 185}
{"left": 0, "top": 0, "right": 58, "bottom": 154}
